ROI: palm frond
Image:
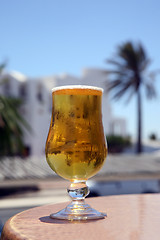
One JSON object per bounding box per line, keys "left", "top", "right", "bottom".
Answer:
{"left": 144, "top": 82, "right": 156, "bottom": 99}
{"left": 140, "top": 59, "right": 151, "bottom": 72}
{"left": 148, "top": 70, "right": 160, "bottom": 81}
{"left": 0, "top": 95, "right": 31, "bottom": 157}
{"left": 106, "top": 79, "right": 123, "bottom": 92}
{"left": 105, "top": 41, "right": 157, "bottom": 101}
{"left": 119, "top": 43, "right": 138, "bottom": 71}
{"left": 111, "top": 80, "right": 135, "bottom": 101}
{"left": 107, "top": 59, "right": 124, "bottom": 68}
{"left": 138, "top": 43, "right": 146, "bottom": 63}
{"left": 104, "top": 69, "right": 128, "bottom": 76}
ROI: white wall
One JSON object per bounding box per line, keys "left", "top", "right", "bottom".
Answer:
{"left": 0, "top": 69, "right": 127, "bottom": 156}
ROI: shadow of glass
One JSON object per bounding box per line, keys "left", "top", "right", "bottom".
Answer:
{"left": 39, "top": 216, "right": 71, "bottom": 224}
{"left": 39, "top": 216, "right": 105, "bottom": 224}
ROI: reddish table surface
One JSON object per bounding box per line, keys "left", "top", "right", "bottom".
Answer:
{"left": 1, "top": 194, "right": 160, "bottom": 240}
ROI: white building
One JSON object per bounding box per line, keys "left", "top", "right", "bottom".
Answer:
{"left": 0, "top": 68, "right": 126, "bottom": 156}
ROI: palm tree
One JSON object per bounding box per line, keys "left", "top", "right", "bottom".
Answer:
{"left": 105, "top": 41, "right": 157, "bottom": 153}
{"left": 0, "top": 64, "right": 30, "bottom": 157}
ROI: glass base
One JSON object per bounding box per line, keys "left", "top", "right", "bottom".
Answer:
{"left": 50, "top": 201, "right": 107, "bottom": 221}
{"left": 50, "top": 181, "right": 106, "bottom": 221}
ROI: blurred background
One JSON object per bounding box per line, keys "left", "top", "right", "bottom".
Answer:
{"left": 0, "top": 0, "right": 160, "bottom": 234}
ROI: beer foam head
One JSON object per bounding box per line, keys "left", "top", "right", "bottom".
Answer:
{"left": 52, "top": 85, "right": 103, "bottom": 93}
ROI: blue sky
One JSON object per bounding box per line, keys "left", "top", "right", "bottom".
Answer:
{"left": 0, "top": 0, "right": 160, "bottom": 140}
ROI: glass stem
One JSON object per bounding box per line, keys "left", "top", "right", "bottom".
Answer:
{"left": 50, "top": 180, "right": 106, "bottom": 220}
{"left": 67, "top": 181, "right": 90, "bottom": 211}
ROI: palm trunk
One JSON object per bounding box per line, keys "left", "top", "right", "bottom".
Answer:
{"left": 137, "top": 87, "right": 142, "bottom": 153}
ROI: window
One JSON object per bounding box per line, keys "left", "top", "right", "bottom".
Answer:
{"left": 19, "top": 83, "right": 27, "bottom": 100}
{"left": 37, "top": 84, "right": 43, "bottom": 103}
{"left": 3, "top": 79, "right": 10, "bottom": 96}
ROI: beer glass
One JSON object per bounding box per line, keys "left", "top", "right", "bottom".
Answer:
{"left": 45, "top": 85, "right": 107, "bottom": 220}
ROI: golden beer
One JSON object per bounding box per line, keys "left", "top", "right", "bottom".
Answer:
{"left": 45, "top": 86, "right": 107, "bottom": 181}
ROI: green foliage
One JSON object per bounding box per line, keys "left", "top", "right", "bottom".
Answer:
{"left": 149, "top": 133, "right": 157, "bottom": 140}
{"left": 0, "top": 63, "right": 31, "bottom": 157}
{"left": 107, "top": 135, "right": 131, "bottom": 153}
{"left": 0, "top": 96, "right": 30, "bottom": 157}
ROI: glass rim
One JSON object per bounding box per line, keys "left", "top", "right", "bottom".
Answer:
{"left": 52, "top": 85, "right": 104, "bottom": 93}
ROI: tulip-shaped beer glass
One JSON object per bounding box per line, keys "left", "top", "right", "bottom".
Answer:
{"left": 45, "top": 85, "right": 107, "bottom": 220}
